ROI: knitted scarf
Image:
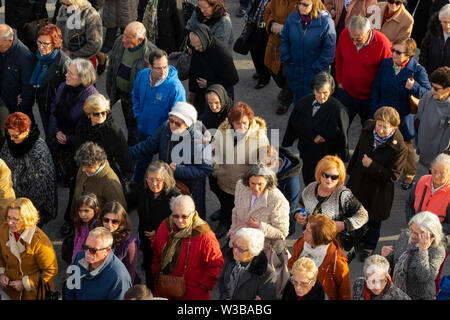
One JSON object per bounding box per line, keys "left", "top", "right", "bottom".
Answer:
{"left": 392, "top": 240, "right": 418, "bottom": 293}
{"left": 30, "top": 49, "right": 59, "bottom": 87}
{"left": 144, "top": 0, "right": 159, "bottom": 43}
{"left": 373, "top": 129, "right": 395, "bottom": 150}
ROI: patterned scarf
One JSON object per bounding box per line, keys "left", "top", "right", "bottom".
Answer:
{"left": 373, "top": 129, "right": 395, "bottom": 150}
{"left": 392, "top": 240, "right": 418, "bottom": 293}
{"left": 246, "top": 0, "right": 270, "bottom": 25}
{"left": 144, "top": 0, "right": 159, "bottom": 43}
{"left": 228, "top": 260, "right": 251, "bottom": 297}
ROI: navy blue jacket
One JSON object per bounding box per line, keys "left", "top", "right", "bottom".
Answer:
{"left": 0, "top": 34, "right": 35, "bottom": 113}
{"left": 371, "top": 57, "right": 431, "bottom": 141}
{"left": 281, "top": 10, "right": 336, "bottom": 101}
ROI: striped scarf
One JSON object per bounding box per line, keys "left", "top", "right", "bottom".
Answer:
{"left": 373, "top": 129, "right": 395, "bottom": 150}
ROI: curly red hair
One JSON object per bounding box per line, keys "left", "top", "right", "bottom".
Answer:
{"left": 227, "top": 101, "right": 255, "bottom": 124}
{"left": 37, "top": 23, "right": 63, "bottom": 50}
{"left": 4, "top": 112, "right": 31, "bottom": 133}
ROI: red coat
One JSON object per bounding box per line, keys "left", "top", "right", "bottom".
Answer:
{"left": 151, "top": 218, "right": 224, "bottom": 300}
{"left": 335, "top": 28, "right": 391, "bottom": 100}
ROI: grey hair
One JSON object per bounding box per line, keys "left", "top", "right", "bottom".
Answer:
{"left": 310, "top": 71, "right": 336, "bottom": 94}
{"left": 126, "top": 21, "right": 146, "bottom": 40}
{"left": 432, "top": 153, "right": 450, "bottom": 173}
{"left": 89, "top": 227, "right": 114, "bottom": 248}
{"left": 170, "top": 195, "right": 196, "bottom": 214}
{"left": 0, "top": 24, "right": 14, "bottom": 41}
{"left": 349, "top": 16, "right": 371, "bottom": 34}
{"left": 409, "top": 211, "right": 445, "bottom": 248}
{"left": 242, "top": 163, "right": 278, "bottom": 190}
{"left": 363, "top": 254, "right": 390, "bottom": 277}
{"left": 235, "top": 228, "right": 265, "bottom": 256}
{"left": 74, "top": 141, "right": 107, "bottom": 168}
{"left": 439, "top": 4, "right": 450, "bottom": 21}
{"left": 70, "top": 58, "right": 97, "bottom": 87}
{"left": 144, "top": 160, "right": 176, "bottom": 194}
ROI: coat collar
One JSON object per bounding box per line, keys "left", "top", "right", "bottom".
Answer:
{"left": 78, "top": 250, "right": 113, "bottom": 278}
{"left": 379, "top": 2, "right": 405, "bottom": 23}
{"left": 362, "top": 120, "right": 405, "bottom": 152}
{"left": 6, "top": 225, "right": 37, "bottom": 261}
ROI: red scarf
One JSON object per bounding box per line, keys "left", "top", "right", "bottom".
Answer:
{"left": 364, "top": 274, "right": 393, "bottom": 300}
{"left": 14, "top": 232, "right": 22, "bottom": 242}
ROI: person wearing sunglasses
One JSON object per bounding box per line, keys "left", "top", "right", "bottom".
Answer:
{"left": 151, "top": 195, "right": 223, "bottom": 299}
{"left": 65, "top": 227, "right": 132, "bottom": 300}
{"left": 374, "top": 0, "right": 413, "bottom": 43}
{"left": 283, "top": 257, "right": 326, "bottom": 300}
{"left": 347, "top": 106, "right": 408, "bottom": 262}
{"left": 218, "top": 227, "right": 277, "bottom": 300}
{"left": 98, "top": 201, "right": 140, "bottom": 285}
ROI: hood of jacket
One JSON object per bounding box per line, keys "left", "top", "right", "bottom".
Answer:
{"left": 191, "top": 23, "right": 214, "bottom": 51}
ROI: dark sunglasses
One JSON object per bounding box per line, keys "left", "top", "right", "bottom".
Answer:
{"left": 92, "top": 111, "right": 108, "bottom": 117}
{"left": 82, "top": 244, "right": 108, "bottom": 254}
{"left": 391, "top": 48, "right": 406, "bottom": 55}
{"left": 387, "top": 0, "right": 403, "bottom": 4}
{"left": 172, "top": 214, "right": 191, "bottom": 220}
{"left": 102, "top": 217, "right": 120, "bottom": 225}
{"left": 321, "top": 172, "right": 339, "bottom": 181}
{"left": 169, "top": 117, "right": 185, "bottom": 127}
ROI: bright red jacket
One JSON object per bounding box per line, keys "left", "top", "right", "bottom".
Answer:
{"left": 414, "top": 175, "right": 450, "bottom": 222}
{"left": 335, "top": 28, "right": 392, "bottom": 100}
{"left": 151, "top": 218, "right": 224, "bottom": 300}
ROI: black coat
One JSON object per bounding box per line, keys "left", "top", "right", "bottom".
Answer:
{"left": 282, "top": 278, "right": 326, "bottom": 300}
{"left": 5, "top": 0, "right": 47, "bottom": 32}
{"left": 419, "top": 12, "right": 450, "bottom": 75}
{"left": 347, "top": 120, "right": 408, "bottom": 222}
{"left": 155, "top": 0, "right": 185, "bottom": 54}
{"left": 218, "top": 248, "right": 278, "bottom": 300}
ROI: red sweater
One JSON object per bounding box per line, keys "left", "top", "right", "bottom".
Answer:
{"left": 335, "top": 28, "right": 392, "bottom": 100}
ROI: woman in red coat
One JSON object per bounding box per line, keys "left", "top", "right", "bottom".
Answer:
{"left": 151, "top": 195, "right": 224, "bottom": 299}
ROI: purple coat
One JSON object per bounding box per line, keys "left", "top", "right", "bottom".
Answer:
{"left": 112, "top": 234, "right": 141, "bottom": 284}
{"left": 48, "top": 82, "right": 98, "bottom": 145}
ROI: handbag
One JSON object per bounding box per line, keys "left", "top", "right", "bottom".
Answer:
{"left": 264, "top": 243, "right": 291, "bottom": 298}
{"left": 67, "top": 32, "right": 87, "bottom": 52}
{"left": 337, "top": 224, "right": 369, "bottom": 252}
{"left": 175, "top": 35, "right": 192, "bottom": 81}
{"left": 233, "top": 22, "right": 256, "bottom": 55}
{"left": 409, "top": 95, "right": 420, "bottom": 114}
{"left": 156, "top": 236, "right": 191, "bottom": 299}
{"left": 182, "top": 0, "right": 195, "bottom": 23}
{"left": 36, "top": 275, "right": 60, "bottom": 300}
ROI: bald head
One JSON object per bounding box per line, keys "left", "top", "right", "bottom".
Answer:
{"left": 0, "top": 24, "right": 14, "bottom": 53}
{"left": 123, "top": 22, "right": 146, "bottom": 49}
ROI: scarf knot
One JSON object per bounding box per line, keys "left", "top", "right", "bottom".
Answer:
{"left": 373, "top": 129, "right": 395, "bottom": 150}
{"left": 30, "top": 49, "right": 59, "bottom": 87}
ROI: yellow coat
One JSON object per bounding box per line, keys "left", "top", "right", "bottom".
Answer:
{"left": 0, "top": 224, "right": 58, "bottom": 300}
{"left": 0, "top": 159, "right": 15, "bottom": 224}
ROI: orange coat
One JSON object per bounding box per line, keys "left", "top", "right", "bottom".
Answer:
{"left": 288, "top": 237, "right": 351, "bottom": 300}
{"left": 263, "top": 0, "right": 298, "bottom": 74}
{"left": 376, "top": 2, "right": 413, "bottom": 43}
{"left": 324, "top": 0, "right": 377, "bottom": 28}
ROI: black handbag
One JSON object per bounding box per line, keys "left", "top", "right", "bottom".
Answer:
{"left": 233, "top": 22, "right": 256, "bottom": 55}
{"left": 337, "top": 224, "right": 369, "bottom": 252}
{"left": 175, "top": 35, "right": 192, "bottom": 81}
{"left": 67, "top": 32, "right": 87, "bottom": 52}
{"left": 182, "top": 0, "right": 195, "bottom": 23}
{"left": 36, "top": 275, "right": 60, "bottom": 300}
{"left": 61, "top": 233, "right": 75, "bottom": 264}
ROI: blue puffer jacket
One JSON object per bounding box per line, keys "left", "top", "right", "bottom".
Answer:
{"left": 129, "top": 121, "right": 213, "bottom": 218}
{"left": 280, "top": 10, "right": 336, "bottom": 101}
{"left": 132, "top": 65, "right": 186, "bottom": 136}
{"left": 370, "top": 57, "right": 431, "bottom": 141}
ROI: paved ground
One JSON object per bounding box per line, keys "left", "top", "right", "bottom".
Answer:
{"left": 0, "top": 0, "right": 448, "bottom": 298}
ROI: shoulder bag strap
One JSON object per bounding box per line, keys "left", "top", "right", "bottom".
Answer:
{"left": 182, "top": 235, "right": 192, "bottom": 277}
{"left": 418, "top": 185, "right": 428, "bottom": 213}
{"left": 166, "top": 139, "right": 171, "bottom": 164}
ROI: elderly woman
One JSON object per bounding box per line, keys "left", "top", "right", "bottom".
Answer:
{"left": 282, "top": 256, "right": 326, "bottom": 300}
{"left": 288, "top": 214, "right": 351, "bottom": 300}
{"left": 74, "top": 93, "right": 133, "bottom": 184}
{"left": 211, "top": 102, "right": 270, "bottom": 238}
{"left": 375, "top": 0, "right": 414, "bottom": 42}
{"left": 295, "top": 155, "right": 368, "bottom": 250}
{"left": 282, "top": 72, "right": 350, "bottom": 185}
{"left": 137, "top": 160, "right": 181, "bottom": 290}
{"left": 130, "top": 102, "right": 213, "bottom": 219}
{"left": 352, "top": 254, "right": 410, "bottom": 300}
{"left": 186, "top": 0, "right": 234, "bottom": 49}
{"left": 371, "top": 37, "right": 431, "bottom": 190}
{"left": 0, "top": 113, "right": 57, "bottom": 228}
{"left": 419, "top": 4, "right": 450, "bottom": 75}
{"left": 188, "top": 24, "right": 239, "bottom": 114}
{"left": 280, "top": 0, "right": 336, "bottom": 103}
{"left": 0, "top": 198, "right": 58, "bottom": 300}
{"left": 381, "top": 211, "right": 447, "bottom": 300}
{"left": 151, "top": 195, "right": 224, "bottom": 299}
{"left": 99, "top": 201, "right": 140, "bottom": 284}
{"left": 55, "top": 0, "right": 103, "bottom": 65}
{"left": 218, "top": 227, "right": 277, "bottom": 300}
{"left": 198, "top": 84, "right": 233, "bottom": 130}
{"left": 347, "top": 106, "right": 408, "bottom": 261}
{"left": 31, "top": 23, "right": 70, "bottom": 133}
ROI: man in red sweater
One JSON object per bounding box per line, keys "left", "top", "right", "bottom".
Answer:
{"left": 335, "top": 16, "right": 392, "bottom": 125}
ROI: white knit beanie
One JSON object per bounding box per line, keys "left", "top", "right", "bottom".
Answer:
{"left": 168, "top": 102, "right": 198, "bottom": 127}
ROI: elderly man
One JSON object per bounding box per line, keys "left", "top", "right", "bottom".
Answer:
{"left": 106, "top": 21, "right": 157, "bottom": 146}
{"left": 0, "top": 24, "right": 35, "bottom": 121}
{"left": 335, "top": 16, "right": 391, "bottom": 125}
{"left": 65, "top": 227, "right": 132, "bottom": 300}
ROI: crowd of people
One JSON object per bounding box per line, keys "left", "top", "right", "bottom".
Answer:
{"left": 0, "top": 0, "right": 448, "bottom": 301}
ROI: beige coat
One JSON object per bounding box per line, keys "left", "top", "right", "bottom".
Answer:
{"left": 376, "top": 2, "right": 414, "bottom": 42}
{"left": 0, "top": 159, "right": 15, "bottom": 224}
{"left": 0, "top": 224, "right": 58, "bottom": 300}
{"left": 324, "top": 0, "right": 377, "bottom": 28}
{"left": 212, "top": 117, "right": 270, "bottom": 195}
{"left": 228, "top": 180, "right": 290, "bottom": 254}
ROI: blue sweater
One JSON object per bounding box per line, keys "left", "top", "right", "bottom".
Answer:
{"left": 65, "top": 250, "right": 132, "bottom": 300}
{"left": 132, "top": 65, "right": 186, "bottom": 136}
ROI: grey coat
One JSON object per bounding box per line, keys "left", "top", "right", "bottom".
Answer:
{"left": 352, "top": 277, "right": 411, "bottom": 300}
{"left": 102, "top": 0, "right": 138, "bottom": 29}
{"left": 105, "top": 36, "right": 158, "bottom": 105}
{"left": 386, "top": 229, "right": 446, "bottom": 300}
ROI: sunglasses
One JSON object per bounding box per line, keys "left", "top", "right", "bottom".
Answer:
{"left": 391, "top": 48, "right": 406, "bottom": 55}
{"left": 92, "top": 111, "right": 108, "bottom": 117}
{"left": 82, "top": 244, "right": 109, "bottom": 254}
{"left": 387, "top": 0, "right": 403, "bottom": 4}
{"left": 321, "top": 172, "right": 339, "bottom": 181}
{"left": 172, "top": 214, "right": 191, "bottom": 220}
{"left": 103, "top": 217, "right": 120, "bottom": 225}
{"left": 169, "top": 117, "right": 185, "bottom": 127}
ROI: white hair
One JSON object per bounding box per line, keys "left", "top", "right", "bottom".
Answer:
{"left": 363, "top": 254, "right": 390, "bottom": 277}
{"left": 349, "top": 16, "right": 371, "bottom": 34}
{"left": 89, "top": 227, "right": 114, "bottom": 248}
{"left": 126, "top": 21, "right": 146, "bottom": 40}
{"left": 170, "top": 195, "right": 196, "bottom": 214}
{"left": 234, "top": 228, "right": 265, "bottom": 256}
{"left": 0, "top": 24, "right": 14, "bottom": 41}
{"left": 439, "top": 4, "right": 450, "bottom": 21}
{"left": 409, "top": 211, "right": 445, "bottom": 248}
{"left": 432, "top": 153, "right": 450, "bottom": 173}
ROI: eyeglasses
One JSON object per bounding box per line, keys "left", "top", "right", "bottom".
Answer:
{"left": 147, "top": 177, "right": 164, "bottom": 184}
{"left": 36, "top": 40, "right": 52, "bottom": 47}
{"left": 232, "top": 244, "right": 250, "bottom": 253}
{"left": 7, "top": 132, "right": 22, "bottom": 139}
{"left": 298, "top": 2, "right": 313, "bottom": 7}
{"left": 82, "top": 244, "right": 109, "bottom": 254}
{"left": 6, "top": 216, "right": 22, "bottom": 223}
{"left": 387, "top": 0, "right": 403, "bottom": 5}
{"left": 291, "top": 277, "right": 314, "bottom": 288}
{"left": 92, "top": 111, "right": 108, "bottom": 117}
{"left": 365, "top": 277, "right": 387, "bottom": 287}
{"left": 321, "top": 172, "right": 339, "bottom": 181}
{"left": 102, "top": 217, "right": 120, "bottom": 225}
{"left": 172, "top": 213, "right": 191, "bottom": 220}
{"left": 431, "top": 167, "right": 446, "bottom": 177}
{"left": 198, "top": 4, "right": 211, "bottom": 10}
{"left": 169, "top": 117, "right": 185, "bottom": 127}
{"left": 431, "top": 84, "right": 445, "bottom": 91}
{"left": 350, "top": 36, "right": 366, "bottom": 44}
{"left": 152, "top": 65, "right": 169, "bottom": 72}
{"left": 391, "top": 48, "right": 406, "bottom": 55}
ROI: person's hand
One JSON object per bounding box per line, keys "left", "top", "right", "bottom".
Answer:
{"left": 381, "top": 245, "right": 393, "bottom": 257}
{"left": 338, "top": 83, "right": 343, "bottom": 89}
{"left": 271, "top": 22, "right": 284, "bottom": 35}
{"left": 405, "top": 77, "right": 415, "bottom": 90}
{"left": 0, "top": 274, "right": 9, "bottom": 288}
{"left": 169, "top": 162, "right": 176, "bottom": 172}
{"left": 144, "top": 230, "right": 156, "bottom": 241}
{"left": 248, "top": 216, "right": 261, "bottom": 229}
{"left": 17, "top": 94, "right": 22, "bottom": 106}
{"left": 63, "top": 49, "right": 71, "bottom": 56}
{"left": 56, "top": 131, "right": 67, "bottom": 144}
{"left": 255, "top": 295, "right": 262, "bottom": 300}
{"left": 335, "top": 221, "right": 345, "bottom": 232}
{"left": 362, "top": 154, "right": 373, "bottom": 168}
{"left": 418, "top": 230, "right": 434, "bottom": 251}
{"left": 294, "top": 212, "right": 307, "bottom": 226}
{"left": 314, "top": 135, "right": 326, "bottom": 144}
{"left": 8, "top": 280, "right": 24, "bottom": 292}
{"left": 330, "top": 8, "right": 336, "bottom": 18}
{"left": 196, "top": 78, "right": 208, "bottom": 89}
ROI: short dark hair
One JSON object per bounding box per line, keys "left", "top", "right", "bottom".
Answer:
{"left": 146, "top": 48, "right": 168, "bottom": 66}
{"left": 74, "top": 141, "right": 107, "bottom": 168}
{"left": 310, "top": 71, "right": 335, "bottom": 94}
{"left": 430, "top": 66, "right": 450, "bottom": 89}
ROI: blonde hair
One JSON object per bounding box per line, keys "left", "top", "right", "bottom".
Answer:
{"left": 291, "top": 257, "right": 318, "bottom": 280}
{"left": 314, "top": 155, "right": 346, "bottom": 186}
{"left": 5, "top": 198, "right": 39, "bottom": 228}
{"left": 69, "top": 0, "right": 88, "bottom": 7}
{"left": 89, "top": 227, "right": 114, "bottom": 248}
{"left": 374, "top": 106, "right": 401, "bottom": 128}
{"left": 83, "top": 93, "right": 110, "bottom": 115}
